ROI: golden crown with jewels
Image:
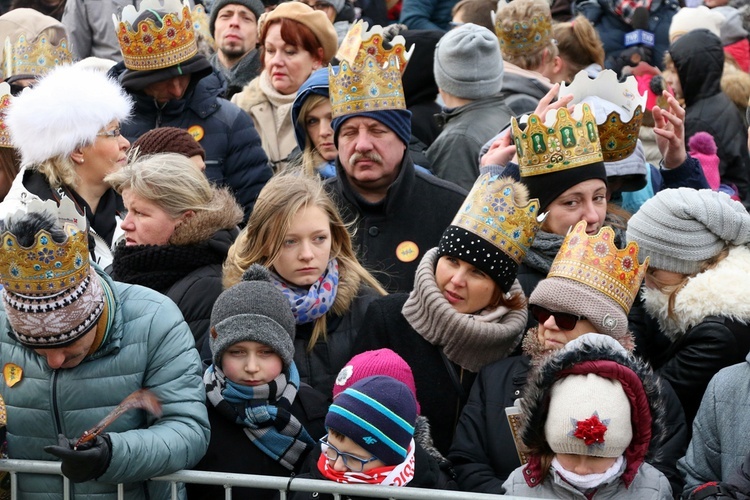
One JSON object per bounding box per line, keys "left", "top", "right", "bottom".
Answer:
{"left": 549, "top": 221, "right": 649, "bottom": 312}
{"left": 0, "top": 82, "right": 11, "bottom": 149}
{"left": 0, "top": 198, "right": 90, "bottom": 294}
{"left": 113, "top": 0, "right": 197, "bottom": 72}
{"left": 559, "top": 70, "right": 647, "bottom": 162}
{"left": 493, "top": 10, "right": 552, "bottom": 57}
{"left": 3, "top": 34, "right": 73, "bottom": 82}
{"left": 329, "top": 21, "right": 414, "bottom": 118}
{"left": 512, "top": 103, "right": 604, "bottom": 177}
{"left": 452, "top": 175, "right": 543, "bottom": 264}
{"left": 191, "top": 4, "right": 215, "bottom": 49}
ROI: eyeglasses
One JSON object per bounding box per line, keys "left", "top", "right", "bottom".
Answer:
{"left": 308, "top": 1, "right": 332, "bottom": 10}
{"left": 530, "top": 305, "right": 585, "bottom": 331}
{"left": 319, "top": 435, "right": 378, "bottom": 472}
{"left": 97, "top": 127, "right": 122, "bottom": 139}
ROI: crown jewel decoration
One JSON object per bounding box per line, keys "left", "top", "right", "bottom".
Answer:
{"left": 451, "top": 175, "right": 543, "bottom": 265}
{"left": 512, "top": 103, "right": 604, "bottom": 177}
{"left": 114, "top": 0, "right": 197, "bottom": 71}
{"left": 191, "top": 4, "right": 214, "bottom": 49}
{"left": 548, "top": 220, "right": 649, "bottom": 312}
{"left": 494, "top": 11, "right": 552, "bottom": 57}
{"left": 559, "top": 70, "right": 647, "bottom": 162}
{"left": 0, "top": 198, "right": 89, "bottom": 294}
{"left": 3, "top": 34, "right": 73, "bottom": 82}
{"left": 0, "top": 82, "right": 11, "bottom": 149}
{"left": 329, "top": 21, "right": 414, "bottom": 118}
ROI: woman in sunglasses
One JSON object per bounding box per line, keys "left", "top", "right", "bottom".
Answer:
{"left": 449, "top": 220, "right": 689, "bottom": 496}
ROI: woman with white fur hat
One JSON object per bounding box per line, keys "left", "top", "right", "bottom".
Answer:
{"left": 0, "top": 64, "right": 132, "bottom": 269}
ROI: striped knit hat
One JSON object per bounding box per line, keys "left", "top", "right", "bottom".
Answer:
{"left": 325, "top": 375, "right": 417, "bottom": 465}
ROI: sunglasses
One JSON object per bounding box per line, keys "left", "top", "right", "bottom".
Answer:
{"left": 530, "top": 305, "right": 585, "bottom": 331}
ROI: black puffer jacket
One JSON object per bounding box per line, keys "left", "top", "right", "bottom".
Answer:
{"left": 669, "top": 29, "right": 750, "bottom": 208}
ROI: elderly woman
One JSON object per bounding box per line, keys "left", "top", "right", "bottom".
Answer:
{"left": 232, "top": 2, "right": 337, "bottom": 171}
{"left": 107, "top": 153, "right": 244, "bottom": 349}
{"left": 1, "top": 64, "right": 131, "bottom": 268}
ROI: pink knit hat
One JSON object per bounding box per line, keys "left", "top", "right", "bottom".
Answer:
{"left": 688, "top": 131, "right": 721, "bottom": 191}
{"left": 333, "top": 349, "right": 421, "bottom": 413}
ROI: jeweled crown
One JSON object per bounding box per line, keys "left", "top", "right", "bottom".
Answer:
{"left": 3, "top": 34, "right": 73, "bottom": 82}
{"left": 548, "top": 220, "right": 648, "bottom": 312}
{"left": 191, "top": 4, "right": 215, "bottom": 49}
{"left": 512, "top": 103, "right": 604, "bottom": 177}
{"left": 559, "top": 70, "right": 647, "bottom": 162}
{"left": 451, "top": 175, "right": 543, "bottom": 264}
{"left": 0, "top": 82, "right": 11, "bottom": 149}
{"left": 114, "top": 0, "right": 197, "bottom": 72}
{"left": 0, "top": 198, "right": 90, "bottom": 294}
{"left": 329, "top": 21, "right": 414, "bottom": 118}
{"left": 493, "top": 11, "right": 552, "bottom": 57}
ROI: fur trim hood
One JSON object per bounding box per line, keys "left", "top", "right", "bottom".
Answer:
{"left": 6, "top": 64, "right": 132, "bottom": 168}
{"left": 519, "top": 334, "right": 667, "bottom": 488}
{"left": 168, "top": 188, "right": 243, "bottom": 246}
{"left": 642, "top": 245, "right": 750, "bottom": 340}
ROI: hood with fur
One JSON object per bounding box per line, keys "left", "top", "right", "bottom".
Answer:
{"left": 168, "top": 188, "right": 243, "bottom": 246}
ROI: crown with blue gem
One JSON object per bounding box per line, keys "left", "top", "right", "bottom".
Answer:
{"left": 329, "top": 21, "right": 414, "bottom": 118}
{"left": 0, "top": 82, "right": 11, "bottom": 149}
{"left": 3, "top": 34, "right": 73, "bottom": 83}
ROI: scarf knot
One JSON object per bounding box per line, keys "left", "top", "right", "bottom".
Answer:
{"left": 270, "top": 259, "right": 339, "bottom": 324}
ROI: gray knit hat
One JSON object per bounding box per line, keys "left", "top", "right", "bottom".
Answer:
{"left": 433, "top": 23, "right": 503, "bottom": 100}
{"left": 626, "top": 188, "right": 750, "bottom": 275}
{"left": 209, "top": 0, "right": 265, "bottom": 37}
{"left": 209, "top": 264, "right": 296, "bottom": 368}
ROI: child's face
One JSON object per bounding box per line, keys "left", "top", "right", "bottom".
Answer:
{"left": 556, "top": 453, "right": 617, "bottom": 475}
{"left": 663, "top": 67, "right": 682, "bottom": 101}
{"left": 324, "top": 432, "right": 386, "bottom": 473}
{"left": 221, "top": 341, "right": 283, "bottom": 386}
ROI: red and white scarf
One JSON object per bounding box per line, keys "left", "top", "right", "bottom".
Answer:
{"left": 317, "top": 439, "right": 416, "bottom": 487}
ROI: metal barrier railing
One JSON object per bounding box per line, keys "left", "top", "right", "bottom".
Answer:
{"left": 0, "top": 459, "right": 533, "bottom": 499}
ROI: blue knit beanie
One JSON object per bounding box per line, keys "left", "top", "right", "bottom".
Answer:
{"left": 332, "top": 109, "right": 412, "bottom": 147}
{"left": 325, "top": 375, "right": 417, "bottom": 465}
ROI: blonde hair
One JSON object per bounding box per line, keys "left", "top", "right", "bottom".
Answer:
{"left": 224, "top": 172, "right": 386, "bottom": 350}
{"left": 297, "top": 94, "right": 330, "bottom": 177}
{"left": 36, "top": 155, "right": 79, "bottom": 189}
{"left": 496, "top": 0, "right": 558, "bottom": 70}
{"left": 105, "top": 153, "right": 216, "bottom": 218}
{"left": 553, "top": 16, "right": 605, "bottom": 80}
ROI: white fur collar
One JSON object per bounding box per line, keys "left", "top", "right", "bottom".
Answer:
{"left": 642, "top": 245, "right": 750, "bottom": 339}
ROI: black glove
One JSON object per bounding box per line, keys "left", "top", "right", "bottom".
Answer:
{"left": 688, "top": 481, "right": 741, "bottom": 500}
{"left": 44, "top": 433, "right": 112, "bottom": 483}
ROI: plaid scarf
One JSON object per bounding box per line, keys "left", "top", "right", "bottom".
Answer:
{"left": 204, "top": 362, "right": 315, "bottom": 470}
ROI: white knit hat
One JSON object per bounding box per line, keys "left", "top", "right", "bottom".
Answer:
{"left": 669, "top": 6, "right": 724, "bottom": 43}
{"left": 6, "top": 64, "right": 132, "bottom": 168}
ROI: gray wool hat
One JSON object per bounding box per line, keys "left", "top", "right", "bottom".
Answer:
{"left": 626, "top": 188, "right": 750, "bottom": 275}
{"left": 433, "top": 23, "right": 503, "bottom": 100}
{"left": 209, "top": 264, "right": 296, "bottom": 368}
{"left": 209, "top": 0, "right": 265, "bottom": 37}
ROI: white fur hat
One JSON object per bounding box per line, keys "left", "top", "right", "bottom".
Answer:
{"left": 6, "top": 64, "right": 132, "bottom": 168}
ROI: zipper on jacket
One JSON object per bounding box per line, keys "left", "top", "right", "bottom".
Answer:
{"left": 52, "top": 370, "right": 62, "bottom": 435}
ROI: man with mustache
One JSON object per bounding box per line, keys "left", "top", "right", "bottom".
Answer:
{"left": 325, "top": 23, "right": 467, "bottom": 293}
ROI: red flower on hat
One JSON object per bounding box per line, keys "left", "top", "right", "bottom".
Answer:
{"left": 573, "top": 412, "right": 608, "bottom": 446}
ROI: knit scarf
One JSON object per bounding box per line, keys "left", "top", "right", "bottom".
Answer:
{"left": 316, "top": 439, "right": 416, "bottom": 486}
{"left": 270, "top": 259, "right": 339, "bottom": 325}
{"left": 204, "top": 363, "right": 314, "bottom": 470}
{"left": 401, "top": 248, "right": 527, "bottom": 372}
{"left": 259, "top": 71, "right": 296, "bottom": 159}
{"left": 523, "top": 230, "right": 565, "bottom": 275}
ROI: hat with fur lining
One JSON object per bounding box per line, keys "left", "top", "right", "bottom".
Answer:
{"left": 5, "top": 64, "right": 132, "bottom": 168}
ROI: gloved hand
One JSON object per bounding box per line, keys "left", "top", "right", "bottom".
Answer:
{"left": 44, "top": 433, "right": 112, "bottom": 483}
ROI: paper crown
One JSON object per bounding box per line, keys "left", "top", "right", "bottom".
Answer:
{"left": 548, "top": 221, "right": 648, "bottom": 312}
{"left": 493, "top": 11, "right": 552, "bottom": 57}
{"left": 329, "top": 21, "right": 414, "bottom": 118}
{"left": 0, "top": 82, "right": 11, "bottom": 149}
{"left": 113, "top": 0, "right": 197, "bottom": 72}
{"left": 191, "top": 4, "right": 215, "bottom": 49}
{"left": 3, "top": 34, "right": 73, "bottom": 82}
{"left": 512, "top": 103, "right": 604, "bottom": 177}
{"left": 559, "top": 70, "right": 647, "bottom": 162}
{"left": 0, "top": 197, "right": 89, "bottom": 294}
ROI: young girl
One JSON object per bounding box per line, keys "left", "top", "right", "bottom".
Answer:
{"left": 292, "top": 68, "right": 337, "bottom": 179}
{"left": 223, "top": 173, "right": 385, "bottom": 396}
{"left": 188, "top": 265, "right": 329, "bottom": 500}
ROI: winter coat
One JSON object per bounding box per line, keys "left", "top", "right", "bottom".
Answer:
{"left": 325, "top": 153, "right": 467, "bottom": 293}
{"left": 110, "top": 188, "right": 243, "bottom": 349}
{"left": 112, "top": 64, "right": 273, "bottom": 222}
{"left": 401, "top": 29, "right": 443, "bottom": 147}
{"left": 427, "top": 95, "right": 514, "bottom": 191}
{"left": 679, "top": 351, "right": 750, "bottom": 497}
{"left": 449, "top": 351, "right": 689, "bottom": 495}
{"left": 62, "top": 0, "right": 136, "bottom": 61}
{"left": 642, "top": 245, "right": 750, "bottom": 426}
{"left": 187, "top": 384, "right": 330, "bottom": 500}
{"left": 294, "top": 285, "right": 382, "bottom": 397}
{"left": 668, "top": 29, "right": 750, "bottom": 208}
{"left": 398, "top": 0, "right": 454, "bottom": 31}
{"left": 208, "top": 49, "right": 261, "bottom": 100}
{"left": 499, "top": 64, "right": 553, "bottom": 117}
{"left": 0, "top": 269, "right": 210, "bottom": 499}
{"left": 287, "top": 440, "right": 457, "bottom": 500}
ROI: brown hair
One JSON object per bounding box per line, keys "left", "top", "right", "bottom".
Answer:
{"left": 451, "top": 0, "right": 496, "bottom": 32}
{"left": 661, "top": 246, "right": 731, "bottom": 320}
{"left": 0, "top": 148, "right": 21, "bottom": 197}
{"left": 553, "top": 16, "right": 605, "bottom": 81}
{"left": 260, "top": 17, "right": 325, "bottom": 70}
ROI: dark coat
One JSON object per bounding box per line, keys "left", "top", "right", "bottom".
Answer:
{"left": 352, "top": 294, "right": 476, "bottom": 456}
{"left": 325, "top": 153, "right": 466, "bottom": 293}
{"left": 112, "top": 64, "right": 273, "bottom": 221}
{"left": 448, "top": 353, "right": 689, "bottom": 495}
{"left": 186, "top": 384, "right": 330, "bottom": 500}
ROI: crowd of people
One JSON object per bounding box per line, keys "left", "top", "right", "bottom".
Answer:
{"left": 0, "top": 0, "right": 749, "bottom": 498}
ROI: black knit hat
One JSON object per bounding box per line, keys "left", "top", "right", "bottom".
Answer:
{"left": 131, "top": 127, "right": 205, "bottom": 160}
{"left": 209, "top": 0, "right": 265, "bottom": 37}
